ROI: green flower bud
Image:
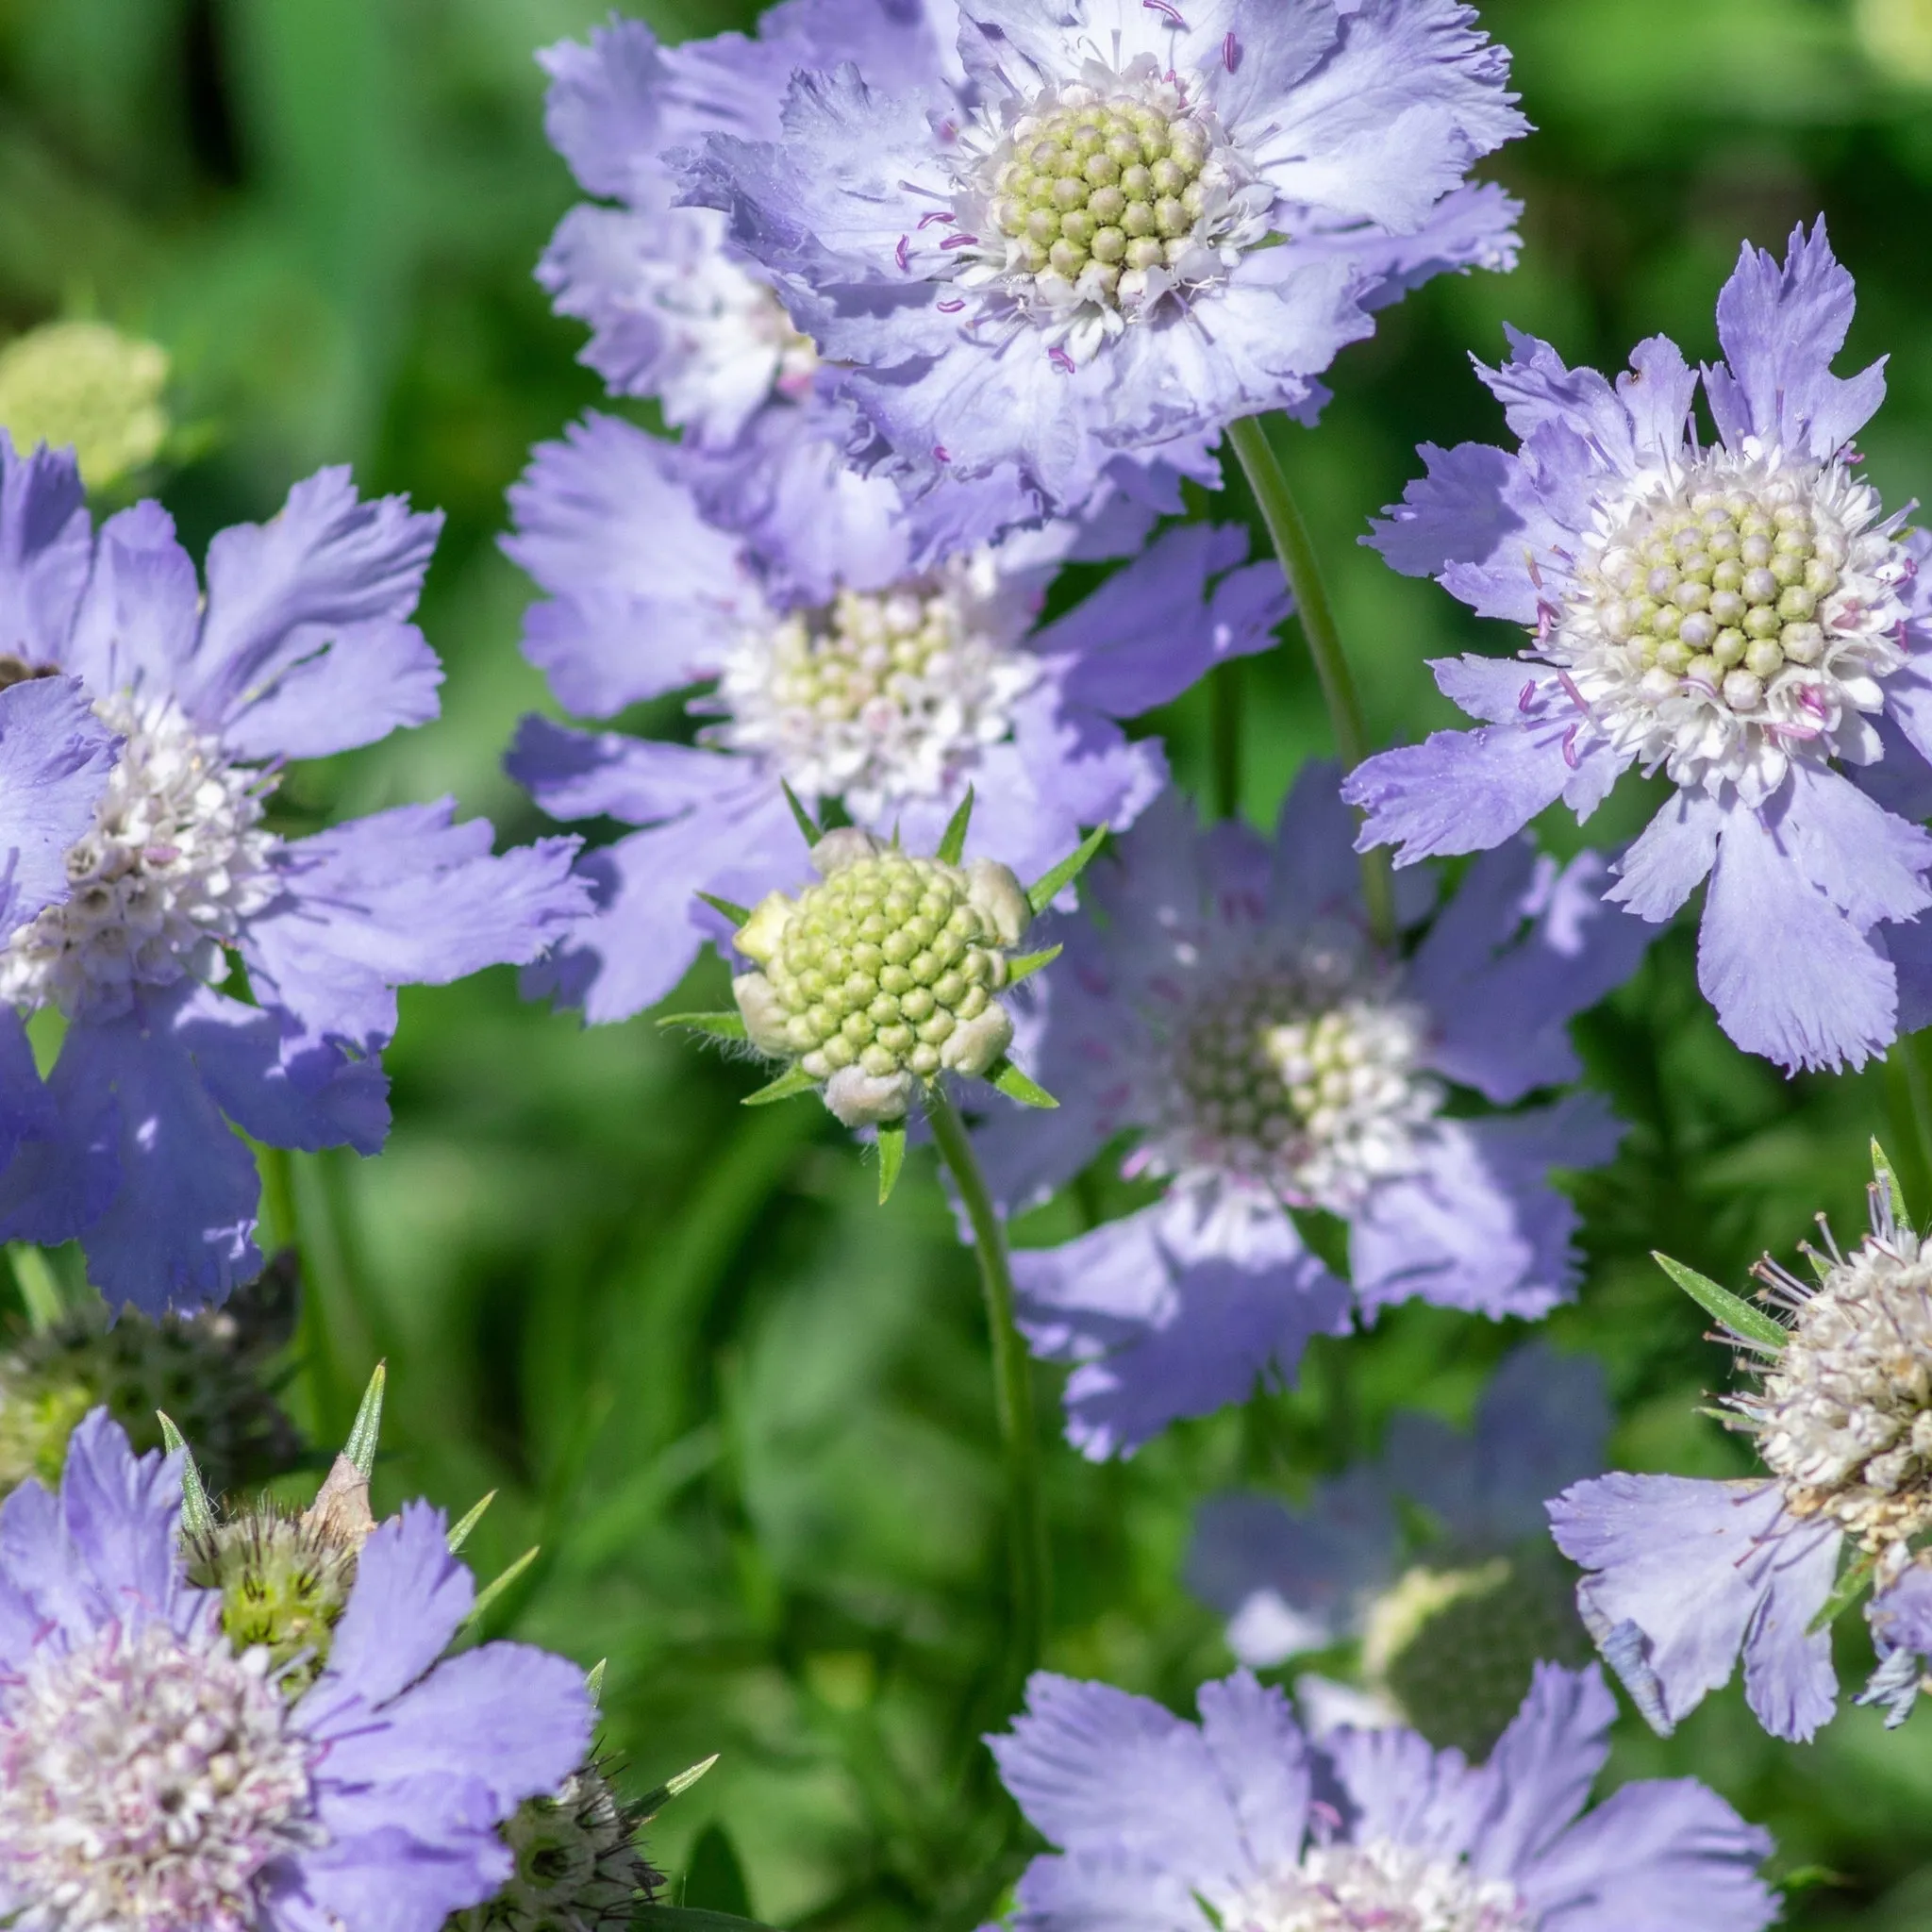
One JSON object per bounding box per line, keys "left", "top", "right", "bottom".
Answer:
{"left": 0, "top": 320, "right": 170, "bottom": 491}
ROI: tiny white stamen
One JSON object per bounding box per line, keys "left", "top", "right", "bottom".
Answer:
{"left": 1220, "top": 1839, "right": 1529, "bottom": 1932}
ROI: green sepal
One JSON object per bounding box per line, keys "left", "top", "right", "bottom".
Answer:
{"left": 937, "top": 787, "right": 975, "bottom": 865}
{"left": 1773, "top": 1866, "right": 1852, "bottom": 1898}
{"left": 658, "top": 1010, "right": 750, "bottom": 1042}
{"left": 1027, "top": 824, "right": 1107, "bottom": 916}
{"left": 780, "top": 780, "right": 821, "bottom": 845}
{"left": 633, "top": 1752, "right": 720, "bottom": 1821}
{"left": 987, "top": 1057, "right": 1058, "bottom": 1109}
{"left": 1807, "top": 1548, "right": 1878, "bottom": 1635}
{"left": 343, "top": 1361, "right": 387, "bottom": 1480}
{"left": 446, "top": 1490, "right": 496, "bottom": 1553}
{"left": 157, "top": 1411, "right": 215, "bottom": 1538}
{"left": 1004, "top": 944, "right": 1062, "bottom": 988}
{"left": 876, "top": 1119, "right": 908, "bottom": 1205}
{"left": 695, "top": 891, "right": 754, "bottom": 928}
{"left": 461, "top": 1544, "right": 539, "bottom": 1631}
{"left": 1653, "top": 1252, "right": 1787, "bottom": 1354}
{"left": 1872, "top": 1137, "right": 1908, "bottom": 1221}
{"left": 742, "top": 1063, "right": 818, "bottom": 1108}
{"left": 633, "top": 1907, "right": 781, "bottom": 1932}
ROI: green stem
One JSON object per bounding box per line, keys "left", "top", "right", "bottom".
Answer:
{"left": 1209, "top": 656, "right": 1243, "bottom": 822}
{"left": 261, "top": 1144, "right": 349, "bottom": 1444}
{"left": 926, "top": 1085, "right": 1048, "bottom": 1699}
{"left": 1227, "top": 414, "right": 1398, "bottom": 947}
{"left": 1885, "top": 1034, "right": 1932, "bottom": 1217}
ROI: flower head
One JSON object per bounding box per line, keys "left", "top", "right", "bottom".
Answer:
{"left": 1550, "top": 1156, "right": 1932, "bottom": 1740}
{"left": 971, "top": 769, "right": 1647, "bottom": 1457}
{"left": 0, "top": 321, "right": 170, "bottom": 491}
{"left": 1189, "top": 1343, "right": 1606, "bottom": 1757}
{"left": 0, "top": 439, "right": 590, "bottom": 1312}
{"left": 989, "top": 1664, "right": 1776, "bottom": 1932}
{"left": 505, "top": 416, "right": 1283, "bottom": 1024}
{"left": 1345, "top": 222, "right": 1932, "bottom": 1074}
{"left": 0, "top": 1408, "right": 591, "bottom": 1932}
{"left": 683, "top": 0, "right": 1524, "bottom": 508}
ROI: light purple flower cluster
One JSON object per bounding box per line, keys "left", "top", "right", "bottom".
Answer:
{"left": 1346, "top": 224, "right": 1932, "bottom": 1074}
{"left": 970, "top": 768, "right": 1648, "bottom": 1456}
{"left": 990, "top": 1663, "right": 1776, "bottom": 1932}
{"left": 0, "top": 1409, "right": 591, "bottom": 1932}
{"left": 681, "top": 0, "right": 1526, "bottom": 510}
{"left": 0, "top": 439, "right": 588, "bottom": 1312}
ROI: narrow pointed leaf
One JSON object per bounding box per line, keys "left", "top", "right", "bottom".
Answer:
{"left": 781, "top": 780, "right": 821, "bottom": 844}
{"left": 1027, "top": 824, "right": 1108, "bottom": 915}
{"left": 1004, "top": 944, "right": 1062, "bottom": 988}
{"left": 743, "top": 1063, "right": 817, "bottom": 1108}
{"left": 157, "top": 1412, "right": 215, "bottom": 1537}
{"left": 937, "top": 787, "right": 975, "bottom": 865}
{"left": 634, "top": 1753, "right": 721, "bottom": 1819}
{"left": 461, "top": 1544, "right": 540, "bottom": 1631}
{"left": 876, "top": 1119, "right": 908, "bottom": 1205}
{"left": 343, "top": 1361, "right": 387, "bottom": 1479}
{"left": 587, "top": 1658, "right": 608, "bottom": 1705}
{"left": 658, "top": 1010, "right": 749, "bottom": 1042}
{"left": 988, "top": 1057, "right": 1058, "bottom": 1109}
{"left": 446, "top": 1490, "right": 496, "bottom": 1553}
{"left": 695, "top": 891, "right": 754, "bottom": 928}
{"left": 1653, "top": 1252, "right": 1787, "bottom": 1353}
{"left": 1872, "top": 1137, "right": 1908, "bottom": 1221}
{"left": 1807, "top": 1549, "right": 1878, "bottom": 1634}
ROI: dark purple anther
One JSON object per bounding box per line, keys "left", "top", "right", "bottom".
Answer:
{"left": 933, "top": 444, "right": 951, "bottom": 463}
{"left": 1518, "top": 680, "right": 1537, "bottom": 713}
{"left": 1224, "top": 31, "right": 1241, "bottom": 71}
{"left": 1555, "top": 669, "right": 1590, "bottom": 714}
{"left": 1561, "top": 724, "right": 1581, "bottom": 770}
{"left": 919, "top": 209, "right": 957, "bottom": 228}
{"left": 895, "top": 234, "right": 910, "bottom": 272}
{"left": 938, "top": 298, "right": 966, "bottom": 313}
{"left": 1143, "top": 0, "right": 1187, "bottom": 23}
{"left": 941, "top": 232, "right": 979, "bottom": 251}
{"left": 1049, "top": 344, "right": 1076, "bottom": 375}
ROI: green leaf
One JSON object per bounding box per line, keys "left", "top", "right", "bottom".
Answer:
{"left": 343, "top": 1360, "right": 387, "bottom": 1479}
{"left": 1872, "top": 1137, "right": 1908, "bottom": 1221}
{"left": 1653, "top": 1252, "right": 1788, "bottom": 1354}
{"left": 987, "top": 1057, "right": 1058, "bottom": 1109}
{"left": 695, "top": 891, "right": 754, "bottom": 928}
{"left": 586, "top": 1657, "right": 608, "bottom": 1706}
{"left": 1807, "top": 1549, "right": 1878, "bottom": 1634}
{"left": 682, "top": 1822, "right": 753, "bottom": 1920}
{"left": 1004, "top": 944, "right": 1062, "bottom": 988}
{"left": 446, "top": 1490, "right": 495, "bottom": 1553}
{"left": 937, "top": 787, "right": 975, "bottom": 864}
{"left": 742, "top": 1063, "right": 818, "bottom": 1108}
{"left": 781, "top": 780, "right": 821, "bottom": 845}
{"left": 157, "top": 1412, "right": 215, "bottom": 1537}
{"left": 1773, "top": 1866, "right": 1852, "bottom": 1897}
{"left": 633, "top": 1752, "right": 720, "bottom": 1820}
{"left": 634, "top": 1909, "right": 782, "bottom": 1932}
{"left": 1027, "top": 824, "right": 1108, "bottom": 916}
{"left": 876, "top": 1119, "right": 908, "bottom": 1205}
{"left": 658, "top": 1010, "right": 749, "bottom": 1042}
{"left": 461, "top": 1544, "right": 539, "bottom": 1632}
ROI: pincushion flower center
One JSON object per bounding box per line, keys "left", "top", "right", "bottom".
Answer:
{"left": 0, "top": 689, "right": 279, "bottom": 1020}
{"left": 707, "top": 560, "right": 1038, "bottom": 819}
{"left": 0, "top": 1618, "right": 315, "bottom": 1932}
{"left": 451, "top": 1764, "right": 652, "bottom": 1932}
{"left": 1556, "top": 450, "right": 1911, "bottom": 799}
{"left": 1748, "top": 1229, "right": 1932, "bottom": 1551}
{"left": 1152, "top": 957, "right": 1440, "bottom": 1211}
{"left": 1224, "top": 1840, "right": 1530, "bottom": 1932}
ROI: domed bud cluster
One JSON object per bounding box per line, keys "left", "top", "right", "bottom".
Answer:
{"left": 0, "top": 317, "right": 170, "bottom": 491}
{"left": 733, "top": 829, "right": 1031, "bottom": 1127}
{"left": 1224, "top": 1840, "right": 1529, "bottom": 1932}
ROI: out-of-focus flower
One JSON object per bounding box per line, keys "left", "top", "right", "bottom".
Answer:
{"left": 1347, "top": 222, "right": 1932, "bottom": 1074}
{"left": 505, "top": 415, "right": 1283, "bottom": 1024}
{"left": 988, "top": 1663, "right": 1777, "bottom": 1932}
{"left": 682, "top": 0, "right": 1524, "bottom": 509}
{"left": 1856, "top": 0, "right": 1932, "bottom": 87}
{"left": 0, "top": 438, "right": 590, "bottom": 1312}
{"left": 0, "top": 1409, "right": 591, "bottom": 1932}
{"left": 0, "top": 321, "right": 169, "bottom": 491}
{"left": 1552, "top": 1158, "right": 1932, "bottom": 1740}
{"left": 971, "top": 768, "right": 1647, "bottom": 1457}
{"left": 1188, "top": 1343, "right": 1605, "bottom": 1757}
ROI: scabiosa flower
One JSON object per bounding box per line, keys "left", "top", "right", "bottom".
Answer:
{"left": 504, "top": 414, "right": 1283, "bottom": 1024}
{"left": 1188, "top": 1343, "right": 1605, "bottom": 1757}
{"left": 0, "top": 440, "right": 588, "bottom": 1312}
{"left": 1550, "top": 1160, "right": 1932, "bottom": 1741}
{"left": 1859, "top": 1557, "right": 1932, "bottom": 1727}
{"left": 989, "top": 1663, "right": 1776, "bottom": 1932}
{"left": 681, "top": 0, "right": 1525, "bottom": 510}
{"left": 1346, "top": 222, "right": 1932, "bottom": 1074}
{"left": 0, "top": 1408, "right": 591, "bottom": 1932}
{"left": 970, "top": 768, "right": 1648, "bottom": 1457}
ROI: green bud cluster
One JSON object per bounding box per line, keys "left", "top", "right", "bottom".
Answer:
{"left": 767, "top": 587, "right": 959, "bottom": 729}
{"left": 0, "top": 318, "right": 170, "bottom": 491}
{"left": 448, "top": 1762, "right": 658, "bottom": 1932}
{"left": 1591, "top": 477, "right": 1853, "bottom": 714}
{"left": 989, "top": 93, "right": 1211, "bottom": 299}
{"left": 186, "top": 1507, "right": 361, "bottom": 1700}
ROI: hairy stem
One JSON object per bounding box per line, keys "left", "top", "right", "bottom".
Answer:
{"left": 1228, "top": 414, "right": 1398, "bottom": 947}
{"left": 926, "top": 1085, "right": 1048, "bottom": 1702}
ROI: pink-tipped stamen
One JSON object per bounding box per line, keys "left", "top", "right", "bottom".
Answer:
{"left": 937, "top": 297, "right": 966, "bottom": 313}
{"left": 1142, "top": 0, "right": 1186, "bottom": 24}
{"left": 1223, "top": 30, "right": 1241, "bottom": 70}
{"left": 918, "top": 209, "right": 956, "bottom": 229}
{"left": 1518, "top": 680, "right": 1538, "bottom": 714}
{"left": 1561, "top": 724, "right": 1581, "bottom": 769}
{"left": 940, "top": 231, "right": 979, "bottom": 251}
{"left": 1048, "top": 344, "right": 1076, "bottom": 375}
{"left": 894, "top": 234, "right": 910, "bottom": 272}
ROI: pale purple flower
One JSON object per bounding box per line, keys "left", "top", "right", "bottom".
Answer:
{"left": 1859, "top": 1560, "right": 1932, "bottom": 1727}
{"left": 1550, "top": 1179, "right": 1932, "bottom": 1742}
{"left": 0, "top": 441, "right": 589, "bottom": 1312}
{"left": 503, "top": 413, "right": 1284, "bottom": 1024}
{"left": 972, "top": 768, "right": 1646, "bottom": 1457}
{"left": 682, "top": 0, "right": 1524, "bottom": 510}
{"left": 0, "top": 1409, "right": 591, "bottom": 1932}
{"left": 989, "top": 1663, "right": 1776, "bottom": 1932}
{"left": 1346, "top": 222, "right": 1932, "bottom": 1074}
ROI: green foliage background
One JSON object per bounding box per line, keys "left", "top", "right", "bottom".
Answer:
{"left": 7, "top": 0, "right": 1932, "bottom": 1923}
